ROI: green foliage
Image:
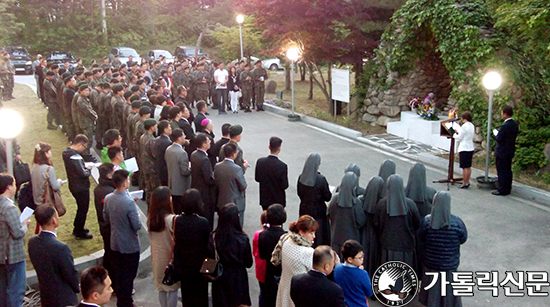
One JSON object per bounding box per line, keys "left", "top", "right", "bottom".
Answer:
{"left": 210, "top": 16, "right": 265, "bottom": 61}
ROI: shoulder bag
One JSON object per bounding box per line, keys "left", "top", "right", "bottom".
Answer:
{"left": 43, "top": 166, "right": 66, "bottom": 216}
{"left": 200, "top": 231, "right": 223, "bottom": 282}
{"left": 162, "top": 215, "right": 180, "bottom": 285}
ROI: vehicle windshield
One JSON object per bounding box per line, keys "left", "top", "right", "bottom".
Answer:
{"left": 157, "top": 51, "right": 173, "bottom": 58}
{"left": 119, "top": 48, "right": 139, "bottom": 57}
{"left": 11, "top": 49, "right": 29, "bottom": 57}
{"left": 185, "top": 48, "right": 201, "bottom": 56}
{"left": 50, "top": 53, "right": 74, "bottom": 60}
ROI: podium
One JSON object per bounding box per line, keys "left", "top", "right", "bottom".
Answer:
{"left": 433, "top": 119, "right": 463, "bottom": 190}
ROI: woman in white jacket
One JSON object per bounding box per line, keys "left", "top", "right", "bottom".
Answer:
{"left": 453, "top": 111, "right": 475, "bottom": 188}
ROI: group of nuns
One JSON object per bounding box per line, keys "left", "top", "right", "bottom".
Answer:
{"left": 297, "top": 154, "right": 463, "bottom": 276}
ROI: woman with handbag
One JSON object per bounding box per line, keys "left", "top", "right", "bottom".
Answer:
{"left": 213, "top": 203, "right": 253, "bottom": 307}
{"left": 31, "top": 142, "right": 64, "bottom": 208}
{"left": 147, "top": 186, "right": 179, "bottom": 307}
{"left": 173, "top": 189, "right": 211, "bottom": 307}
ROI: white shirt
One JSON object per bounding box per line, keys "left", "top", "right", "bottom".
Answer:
{"left": 214, "top": 69, "right": 228, "bottom": 89}
{"left": 454, "top": 121, "right": 475, "bottom": 152}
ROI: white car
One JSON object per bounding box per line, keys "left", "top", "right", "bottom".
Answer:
{"left": 241, "top": 56, "right": 282, "bottom": 70}
{"left": 145, "top": 49, "right": 175, "bottom": 64}
{"left": 110, "top": 47, "right": 142, "bottom": 65}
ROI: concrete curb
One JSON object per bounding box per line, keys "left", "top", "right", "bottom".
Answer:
{"left": 264, "top": 102, "right": 550, "bottom": 208}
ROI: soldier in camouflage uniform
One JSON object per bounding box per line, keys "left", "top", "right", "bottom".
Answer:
{"left": 95, "top": 83, "right": 112, "bottom": 149}
{"left": 140, "top": 118, "right": 159, "bottom": 205}
{"left": 193, "top": 63, "right": 211, "bottom": 104}
{"left": 62, "top": 76, "right": 77, "bottom": 142}
{"left": 74, "top": 84, "right": 98, "bottom": 162}
{"left": 0, "top": 57, "right": 10, "bottom": 102}
{"left": 252, "top": 60, "right": 268, "bottom": 111}
{"left": 239, "top": 63, "right": 254, "bottom": 112}
{"left": 111, "top": 54, "right": 122, "bottom": 70}
{"left": 171, "top": 63, "right": 185, "bottom": 94}
{"left": 89, "top": 69, "right": 102, "bottom": 88}
{"left": 150, "top": 60, "right": 161, "bottom": 82}
{"left": 182, "top": 66, "right": 194, "bottom": 106}
{"left": 43, "top": 71, "right": 61, "bottom": 129}
{"left": 3, "top": 53, "right": 15, "bottom": 100}
{"left": 125, "top": 100, "right": 142, "bottom": 158}
{"left": 110, "top": 84, "right": 126, "bottom": 132}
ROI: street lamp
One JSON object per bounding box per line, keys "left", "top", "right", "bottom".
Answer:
{"left": 286, "top": 47, "right": 300, "bottom": 121}
{"left": 0, "top": 109, "right": 24, "bottom": 175}
{"left": 237, "top": 15, "right": 244, "bottom": 60}
{"left": 482, "top": 71, "right": 502, "bottom": 182}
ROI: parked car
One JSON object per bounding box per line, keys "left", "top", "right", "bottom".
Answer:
{"left": 174, "top": 46, "right": 205, "bottom": 61}
{"left": 47, "top": 51, "right": 78, "bottom": 70}
{"left": 109, "top": 47, "right": 141, "bottom": 65}
{"left": 2, "top": 46, "right": 32, "bottom": 74}
{"left": 262, "top": 58, "right": 282, "bottom": 70}
{"left": 145, "top": 49, "right": 175, "bottom": 64}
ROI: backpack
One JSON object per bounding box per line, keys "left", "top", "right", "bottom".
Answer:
{"left": 17, "top": 182, "right": 35, "bottom": 212}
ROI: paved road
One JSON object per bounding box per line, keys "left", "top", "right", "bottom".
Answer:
{"left": 15, "top": 76, "right": 550, "bottom": 307}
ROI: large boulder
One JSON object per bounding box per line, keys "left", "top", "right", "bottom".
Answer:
{"left": 378, "top": 104, "right": 401, "bottom": 117}
{"left": 362, "top": 113, "right": 378, "bottom": 123}
{"left": 367, "top": 104, "right": 381, "bottom": 115}
{"left": 266, "top": 80, "right": 277, "bottom": 94}
{"left": 377, "top": 116, "right": 397, "bottom": 127}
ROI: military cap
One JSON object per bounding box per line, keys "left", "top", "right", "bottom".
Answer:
{"left": 46, "top": 70, "right": 55, "bottom": 76}
{"left": 131, "top": 100, "right": 141, "bottom": 109}
{"left": 139, "top": 106, "right": 151, "bottom": 116}
{"left": 79, "top": 84, "right": 89, "bottom": 91}
{"left": 63, "top": 76, "right": 73, "bottom": 84}
{"left": 255, "top": 60, "right": 262, "bottom": 65}
{"left": 130, "top": 85, "right": 139, "bottom": 92}
{"left": 124, "top": 90, "right": 133, "bottom": 99}
{"left": 144, "top": 118, "right": 157, "bottom": 130}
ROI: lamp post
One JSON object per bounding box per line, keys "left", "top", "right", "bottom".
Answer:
{"left": 236, "top": 15, "right": 244, "bottom": 60}
{"left": 286, "top": 47, "right": 300, "bottom": 121}
{"left": 0, "top": 109, "right": 24, "bottom": 176}
{"left": 482, "top": 71, "right": 502, "bottom": 181}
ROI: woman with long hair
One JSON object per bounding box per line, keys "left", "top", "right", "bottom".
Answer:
{"left": 227, "top": 66, "right": 240, "bottom": 113}
{"left": 213, "top": 203, "right": 253, "bottom": 307}
{"left": 31, "top": 142, "right": 64, "bottom": 207}
{"left": 273, "top": 215, "right": 318, "bottom": 307}
{"left": 173, "top": 189, "right": 211, "bottom": 307}
{"left": 147, "top": 186, "right": 179, "bottom": 307}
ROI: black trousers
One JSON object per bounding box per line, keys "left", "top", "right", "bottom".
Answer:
{"left": 100, "top": 226, "right": 115, "bottom": 287}
{"left": 113, "top": 251, "right": 139, "bottom": 307}
{"left": 496, "top": 155, "right": 513, "bottom": 194}
{"left": 71, "top": 190, "right": 90, "bottom": 234}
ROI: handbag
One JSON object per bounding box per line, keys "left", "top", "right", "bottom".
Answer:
{"left": 200, "top": 231, "right": 223, "bottom": 282}
{"left": 13, "top": 161, "right": 31, "bottom": 185}
{"left": 162, "top": 215, "right": 180, "bottom": 286}
{"left": 237, "top": 90, "right": 243, "bottom": 98}
{"left": 43, "top": 166, "right": 66, "bottom": 216}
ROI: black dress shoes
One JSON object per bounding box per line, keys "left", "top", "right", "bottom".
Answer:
{"left": 492, "top": 191, "right": 509, "bottom": 196}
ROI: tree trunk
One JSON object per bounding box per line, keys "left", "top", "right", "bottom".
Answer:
{"left": 308, "top": 63, "right": 313, "bottom": 100}
{"left": 196, "top": 23, "right": 210, "bottom": 58}
{"left": 309, "top": 61, "right": 331, "bottom": 107}
{"left": 284, "top": 62, "right": 291, "bottom": 91}
{"left": 299, "top": 63, "right": 306, "bottom": 81}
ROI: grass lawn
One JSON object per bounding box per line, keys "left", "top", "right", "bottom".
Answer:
{"left": 4, "top": 84, "right": 103, "bottom": 270}
{"left": 265, "top": 69, "right": 386, "bottom": 136}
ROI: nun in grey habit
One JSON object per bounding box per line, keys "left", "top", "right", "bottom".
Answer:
{"left": 378, "top": 159, "right": 396, "bottom": 183}
{"left": 361, "top": 176, "right": 385, "bottom": 278}
{"left": 335, "top": 163, "right": 366, "bottom": 196}
{"left": 405, "top": 163, "right": 437, "bottom": 218}
{"left": 328, "top": 172, "right": 366, "bottom": 259}
{"left": 297, "top": 153, "right": 332, "bottom": 247}
{"left": 373, "top": 174, "right": 421, "bottom": 270}
{"left": 419, "top": 191, "right": 467, "bottom": 307}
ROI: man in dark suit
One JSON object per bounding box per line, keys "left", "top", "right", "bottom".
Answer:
{"left": 78, "top": 266, "right": 113, "bottom": 307}
{"left": 291, "top": 246, "right": 346, "bottom": 307}
{"left": 493, "top": 106, "right": 519, "bottom": 196}
{"left": 194, "top": 100, "right": 208, "bottom": 133}
{"left": 166, "top": 129, "right": 192, "bottom": 214}
{"left": 28, "top": 206, "right": 80, "bottom": 307}
{"left": 214, "top": 142, "right": 247, "bottom": 226}
{"left": 191, "top": 133, "right": 216, "bottom": 229}
{"left": 212, "top": 123, "right": 231, "bottom": 162}
{"left": 155, "top": 120, "right": 173, "bottom": 186}
{"left": 255, "top": 136, "right": 289, "bottom": 209}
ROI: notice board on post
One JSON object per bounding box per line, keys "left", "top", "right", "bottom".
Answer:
{"left": 331, "top": 68, "right": 350, "bottom": 103}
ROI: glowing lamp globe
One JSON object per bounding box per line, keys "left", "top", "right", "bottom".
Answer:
{"left": 286, "top": 47, "right": 300, "bottom": 62}
{"left": 482, "top": 71, "right": 502, "bottom": 91}
{"left": 236, "top": 15, "right": 244, "bottom": 24}
{"left": 0, "top": 109, "right": 23, "bottom": 139}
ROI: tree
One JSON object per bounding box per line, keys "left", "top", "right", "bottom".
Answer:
{"left": 0, "top": 0, "right": 23, "bottom": 47}
{"left": 210, "top": 15, "right": 264, "bottom": 61}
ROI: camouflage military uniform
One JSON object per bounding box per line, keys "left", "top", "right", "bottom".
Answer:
{"left": 110, "top": 95, "right": 126, "bottom": 132}
{"left": 54, "top": 75, "right": 66, "bottom": 129}
{"left": 62, "top": 86, "right": 77, "bottom": 141}
{"left": 239, "top": 70, "right": 254, "bottom": 110}
{"left": 140, "top": 131, "right": 159, "bottom": 204}
{"left": 193, "top": 69, "right": 211, "bottom": 103}
{"left": 75, "top": 94, "right": 98, "bottom": 159}
{"left": 0, "top": 60, "right": 11, "bottom": 101}
{"left": 4, "top": 59, "right": 15, "bottom": 99}
{"left": 95, "top": 91, "right": 111, "bottom": 148}
{"left": 43, "top": 78, "right": 62, "bottom": 126}
{"left": 89, "top": 87, "right": 100, "bottom": 112}
{"left": 182, "top": 71, "right": 194, "bottom": 105}
{"left": 172, "top": 70, "right": 185, "bottom": 90}
{"left": 252, "top": 66, "right": 268, "bottom": 110}
{"left": 125, "top": 111, "right": 140, "bottom": 158}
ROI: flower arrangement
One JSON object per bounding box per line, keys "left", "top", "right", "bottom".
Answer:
{"left": 417, "top": 101, "right": 439, "bottom": 120}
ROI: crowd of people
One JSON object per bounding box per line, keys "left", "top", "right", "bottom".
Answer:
{"left": 1, "top": 52, "right": 517, "bottom": 307}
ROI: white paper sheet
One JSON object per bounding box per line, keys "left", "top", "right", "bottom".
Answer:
{"left": 124, "top": 157, "right": 139, "bottom": 173}
{"left": 129, "top": 190, "right": 144, "bottom": 199}
{"left": 91, "top": 166, "right": 100, "bottom": 184}
{"left": 20, "top": 207, "right": 34, "bottom": 223}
